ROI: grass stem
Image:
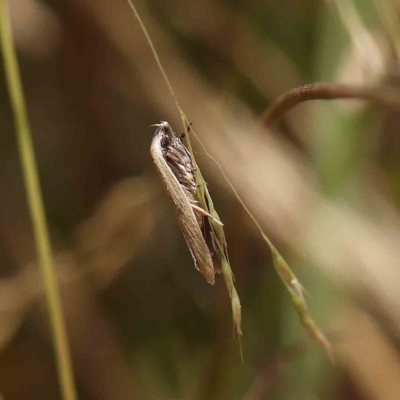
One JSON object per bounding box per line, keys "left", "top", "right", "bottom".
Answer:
{"left": 0, "top": 2, "right": 77, "bottom": 399}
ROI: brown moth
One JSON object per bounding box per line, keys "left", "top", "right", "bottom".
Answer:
{"left": 150, "top": 121, "right": 222, "bottom": 285}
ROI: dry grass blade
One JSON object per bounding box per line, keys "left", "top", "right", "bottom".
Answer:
{"left": 262, "top": 82, "right": 400, "bottom": 126}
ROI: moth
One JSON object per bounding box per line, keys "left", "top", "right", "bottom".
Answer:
{"left": 150, "top": 121, "right": 224, "bottom": 285}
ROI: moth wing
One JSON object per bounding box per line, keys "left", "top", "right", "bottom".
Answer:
{"left": 151, "top": 135, "right": 215, "bottom": 284}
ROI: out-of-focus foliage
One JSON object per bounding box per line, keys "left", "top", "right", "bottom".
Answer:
{"left": 1, "top": 0, "right": 400, "bottom": 399}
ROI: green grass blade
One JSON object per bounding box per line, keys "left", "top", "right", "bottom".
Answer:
{"left": 0, "top": 2, "right": 77, "bottom": 399}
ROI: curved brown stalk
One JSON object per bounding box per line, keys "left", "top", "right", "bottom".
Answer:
{"left": 262, "top": 82, "right": 400, "bottom": 126}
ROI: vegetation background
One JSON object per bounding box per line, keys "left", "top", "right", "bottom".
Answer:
{"left": 1, "top": 0, "right": 400, "bottom": 399}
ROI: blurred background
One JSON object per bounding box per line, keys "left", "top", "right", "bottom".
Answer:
{"left": 1, "top": 0, "right": 400, "bottom": 399}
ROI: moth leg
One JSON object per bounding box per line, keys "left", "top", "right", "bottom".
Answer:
{"left": 191, "top": 204, "right": 224, "bottom": 226}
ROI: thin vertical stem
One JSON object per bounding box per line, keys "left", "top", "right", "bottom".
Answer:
{"left": 0, "top": 2, "right": 77, "bottom": 400}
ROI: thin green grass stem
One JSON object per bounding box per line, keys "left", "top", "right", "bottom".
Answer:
{"left": 0, "top": 2, "right": 77, "bottom": 399}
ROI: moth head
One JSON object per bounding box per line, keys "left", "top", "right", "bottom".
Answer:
{"left": 151, "top": 121, "right": 177, "bottom": 147}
